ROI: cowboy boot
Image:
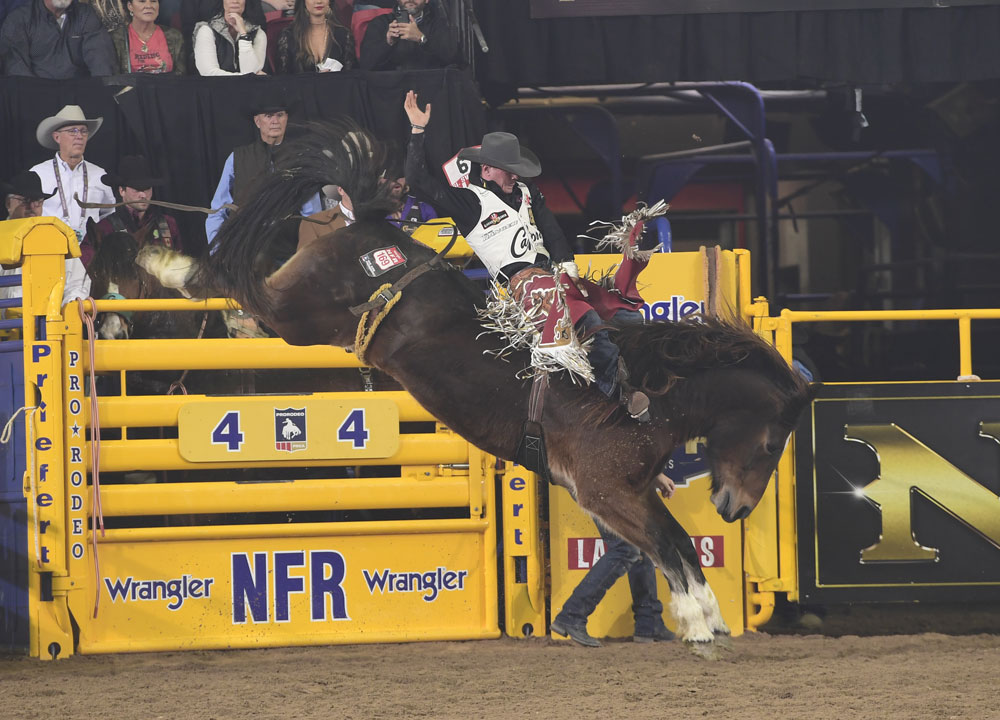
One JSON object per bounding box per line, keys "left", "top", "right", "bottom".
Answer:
{"left": 617, "top": 357, "right": 651, "bottom": 423}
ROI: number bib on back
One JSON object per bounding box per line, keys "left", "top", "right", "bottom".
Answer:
{"left": 465, "top": 184, "right": 548, "bottom": 279}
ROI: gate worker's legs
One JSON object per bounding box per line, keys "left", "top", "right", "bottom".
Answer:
{"left": 628, "top": 553, "right": 675, "bottom": 643}
{"left": 552, "top": 521, "right": 640, "bottom": 647}
{"left": 552, "top": 521, "right": 672, "bottom": 646}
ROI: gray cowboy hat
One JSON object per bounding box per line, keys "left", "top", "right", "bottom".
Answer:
{"left": 457, "top": 132, "right": 541, "bottom": 178}
{"left": 36, "top": 105, "right": 103, "bottom": 150}
{"left": 101, "top": 155, "right": 165, "bottom": 190}
{"left": 1, "top": 170, "right": 56, "bottom": 201}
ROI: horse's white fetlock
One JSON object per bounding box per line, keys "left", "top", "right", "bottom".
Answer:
{"left": 686, "top": 569, "right": 730, "bottom": 635}
{"left": 670, "top": 591, "right": 714, "bottom": 643}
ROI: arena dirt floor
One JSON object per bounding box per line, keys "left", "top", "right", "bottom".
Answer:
{"left": 3, "top": 604, "right": 1000, "bottom": 720}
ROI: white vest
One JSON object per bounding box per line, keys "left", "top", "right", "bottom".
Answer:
{"left": 465, "top": 184, "right": 549, "bottom": 279}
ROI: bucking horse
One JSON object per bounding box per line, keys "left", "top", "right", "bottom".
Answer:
{"left": 141, "top": 122, "right": 816, "bottom": 650}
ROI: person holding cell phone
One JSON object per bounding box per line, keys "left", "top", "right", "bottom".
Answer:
{"left": 359, "top": 0, "right": 456, "bottom": 71}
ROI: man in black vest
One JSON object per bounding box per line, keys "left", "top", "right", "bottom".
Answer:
{"left": 82, "top": 155, "right": 185, "bottom": 268}
{"left": 206, "top": 90, "right": 321, "bottom": 247}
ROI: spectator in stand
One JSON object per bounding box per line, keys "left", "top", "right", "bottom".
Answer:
{"left": 1, "top": 0, "right": 116, "bottom": 78}
{"left": 79, "top": 155, "right": 185, "bottom": 267}
{"left": 30, "top": 105, "right": 115, "bottom": 240}
{"left": 0, "top": 170, "right": 92, "bottom": 306}
{"left": 207, "top": 89, "right": 321, "bottom": 246}
{"left": 359, "top": 0, "right": 455, "bottom": 71}
{"left": 276, "top": 0, "right": 353, "bottom": 74}
{"left": 181, "top": 0, "right": 264, "bottom": 70}
{"left": 2, "top": 170, "right": 54, "bottom": 221}
{"left": 112, "top": 0, "right": 186, "bottom": 73}
{"left": 385, "top": 172, "right": 436, "bottom": 234}
{"left": 193, "top": 0, "right": 266, "bottom": 75}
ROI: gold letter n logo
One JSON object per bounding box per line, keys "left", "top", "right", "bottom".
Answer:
{"left": 846, "top": 423, "right": 1000, "bottom": 563}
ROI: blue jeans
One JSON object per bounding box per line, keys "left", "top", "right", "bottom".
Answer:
{"left": 575, "top": 308, "right": 644, "bottom": 398}
{"left": 556, "top": 520, "right": 666, "bottom": 637}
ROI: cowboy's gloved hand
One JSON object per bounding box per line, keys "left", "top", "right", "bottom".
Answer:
{"left": 557, "top": 261, "right": 579, "bottom": 279}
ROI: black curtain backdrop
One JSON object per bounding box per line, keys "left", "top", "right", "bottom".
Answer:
{"left": 474, "top": 0, "right": 1000, "bottom": 91}
{"left": 0, "top": 68, "right": 485, "bottom": 255}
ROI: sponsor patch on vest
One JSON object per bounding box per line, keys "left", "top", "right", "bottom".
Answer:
{"left": 359, "top": 246, "right": 407, "bottom": 277}
{"left": 481, "top": 210, "right": 509, "bottom": 230}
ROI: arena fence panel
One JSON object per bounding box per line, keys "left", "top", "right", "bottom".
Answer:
{"left": 4, "top": 217, "right": 503, "bottom": 659}
{"left": 762, "top": 304, "right": 1000, "bottom": 608}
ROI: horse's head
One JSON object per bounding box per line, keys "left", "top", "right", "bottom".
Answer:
{"left": 87, "top": 227, "right": 200, "bottom": 340}
{"left": 703, "top": 370, "right": 818, "bottom": 522}
{"left": 614, "top": 316, "right": 819, "bottom": 523}
{"left": 135, "top": 244, "right": 197, "bottom": 294}
{"left": 85, "top": 225, "right": 145, "bottom": 339}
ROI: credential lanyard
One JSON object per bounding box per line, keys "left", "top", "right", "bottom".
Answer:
{"left": 52, "top": 157, "right": 87, "bottom": 222}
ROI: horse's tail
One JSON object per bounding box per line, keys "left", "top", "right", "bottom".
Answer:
{"left": 199, "top": 119, "right": 397, "bottom": 318}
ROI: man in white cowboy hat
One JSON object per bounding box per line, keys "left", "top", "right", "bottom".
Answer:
{"left": 82, "top": 155, "right": 185, "bottom": 268}
{"left": 30, "top": 105, "right": 116, "bottom": 241}
{"left": 404, "top": 90, "right": 654, "bottom": 422}
{"left": 0, "top": 169, "right": 92, "bottom": 309}
{"left": 0, "top": 0, "right": 115, "bottom": 78}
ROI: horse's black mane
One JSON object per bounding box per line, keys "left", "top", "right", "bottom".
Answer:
{"left": 201, "top": 120, "right": 399, "bottom": 318}
{"left": 615, "top": 314, "right": 808, "bottom": 399}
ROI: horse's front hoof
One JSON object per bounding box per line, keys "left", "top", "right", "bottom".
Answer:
{"left": 685, "top": 640, "right": 721, "bottom": 660}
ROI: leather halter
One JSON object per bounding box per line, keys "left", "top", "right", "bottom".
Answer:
{"left": 348, "top": 232, "right": 459, "bottom": 317}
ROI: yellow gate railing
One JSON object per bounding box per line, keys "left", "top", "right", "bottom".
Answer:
{"left": 4, "top": 217, "right": 516, "bottom": 658}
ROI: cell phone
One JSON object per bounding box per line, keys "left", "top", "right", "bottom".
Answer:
{"left": 392, "top": 6, "right": 411, "bottom": 22}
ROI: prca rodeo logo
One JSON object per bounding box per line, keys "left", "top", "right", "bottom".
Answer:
{"left": 275, "top": 407, "right": 306, "bottom": 452}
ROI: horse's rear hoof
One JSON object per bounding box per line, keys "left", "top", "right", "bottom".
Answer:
{"left": 686, "top": 640, "right": 721, "bottom": 660}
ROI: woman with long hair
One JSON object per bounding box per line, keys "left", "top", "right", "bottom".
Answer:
{"left": 112, "top": 0, "right": 186, "bottom": 73}
{"left": 193, "top": 0, "right": 267, "bottom": 75}
{"left": 275, "top": 0, "right": 354, "bottom": 74}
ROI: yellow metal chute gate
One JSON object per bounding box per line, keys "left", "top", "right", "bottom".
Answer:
{"left": 8, "top": 217, "right": 506, "bottom": 659}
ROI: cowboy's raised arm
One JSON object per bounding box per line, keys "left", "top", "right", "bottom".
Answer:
{"left": 403, "top": 90, "right": 482, "bottom": 237}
